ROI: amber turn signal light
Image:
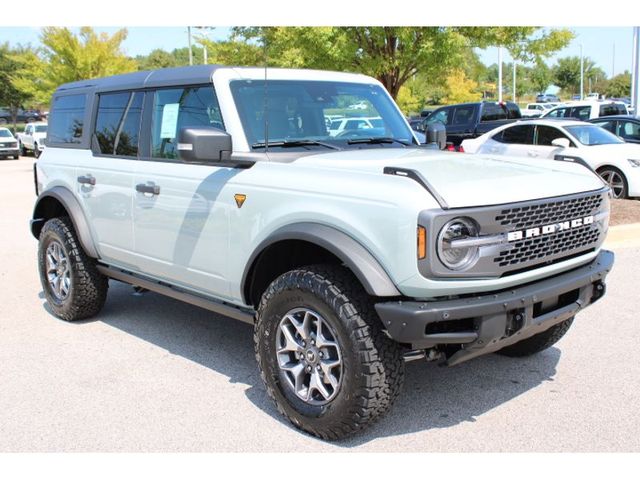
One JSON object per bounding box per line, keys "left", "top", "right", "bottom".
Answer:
{"left": 417, "top": 226, "right": 427, "bottom": 260}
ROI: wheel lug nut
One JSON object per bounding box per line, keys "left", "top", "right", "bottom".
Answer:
{"left": 306, "top": 366, "right": 311, "bottom": 373}
{"left": 319, "top": 352, "right": 324, "bottom": 358}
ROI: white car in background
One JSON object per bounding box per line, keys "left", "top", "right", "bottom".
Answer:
{"left": 327, "top": 116, "right": 383, "bottom": 137}
{"left": 461, "top": 119, "right": 640, "bottom": 199}
{"left": 540, "top": 100, "right": 628, "bottom": 121}
{"left": 520, "top": 103, "right": 554, "bottom": 118}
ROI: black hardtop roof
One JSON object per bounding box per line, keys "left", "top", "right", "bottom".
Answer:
{"left": 54, "top": 64, "right": 224, "bottom": 94}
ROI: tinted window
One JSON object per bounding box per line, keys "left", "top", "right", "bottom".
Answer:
{"left": 570, "top": 106, "right": 591, "bottom": 121}
{"left": 493, "top": 124, "right": 534, "bottom": 144}
{"left": 49, "top": 94, "right": 86, "bottom": 144}
{"left": 506, "top": 103, "right": 521, "bottom": 118}
{"left": 94, "top": 92, "right": 143, "bottom": 156}
{"left": 536, "top": 126, "right": 572, "bottom": 146}
{"left": 151, "top": 86, "right": 224, "bottom": 159}
{"left": 451, "top": 106, "right": 475, "bottom": 125}
{"left": 591, "top": 120, "right": 616, "bottom": 134}
{"left": 480, "top": 103, "right": 506, "bottom": 122}
{"left": 545, "top": 107, "right": 568, "bottom": 118}
{"left": 619, "top": 121, "right": 640, "bottom": 141}
{"left": 600, "top": 103, "right": 627, "bottom": 116}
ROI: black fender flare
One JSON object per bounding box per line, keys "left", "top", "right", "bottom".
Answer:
{"left": 241, "top": 222, "right": 401, "bottom": 304}
{"left": 30, "top": 186, "right": 99, "bottom": 258}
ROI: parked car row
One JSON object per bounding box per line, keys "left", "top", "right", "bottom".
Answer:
{"left": 0, "top": 127, "right": 20, "bottom": 159}
{"left": 461, "top": 118, "right": 640, "bottom": 199}
{"left": 0, "top": 108, "right": 46, "bottom": 125}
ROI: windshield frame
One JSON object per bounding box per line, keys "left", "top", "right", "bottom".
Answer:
{"left": 564, "top": 124, "right": 625, "bottom": 146}
{"left": 229, "top": 79, "right": 417, "bottom": 151}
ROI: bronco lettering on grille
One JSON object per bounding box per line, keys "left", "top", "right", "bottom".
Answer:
{"left": 507, "top": 215, "right": 595, "bottom": 242}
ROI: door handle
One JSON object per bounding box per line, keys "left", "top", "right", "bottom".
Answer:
{"left": 136, "top": 183, "right": 160, "bottom": 195}
{"left": 77, "top": 175, "right": 96, "bottom": 186}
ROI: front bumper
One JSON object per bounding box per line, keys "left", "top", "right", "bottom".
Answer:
{"left": 375, "top": 250, "right": 614, "bottom": 365}
{"left": 0, "top": 148, "right": 19, "bottom": 156}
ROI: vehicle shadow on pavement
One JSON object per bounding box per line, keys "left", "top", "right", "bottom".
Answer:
{"left": 42, "top": 281, "right": 560, "bottom": 447}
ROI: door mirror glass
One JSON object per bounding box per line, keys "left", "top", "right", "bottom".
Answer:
{"left": 177, "top": 127, "right": 233, "bottom": 164}
{"left": 551, "top": 137, "right": 570, "bottom": 148}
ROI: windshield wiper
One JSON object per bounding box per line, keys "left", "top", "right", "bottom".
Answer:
{"left": 347, "top": 137, "right": 410, "bottom": 146}
{"left": 251, "top": 140, "right": 341, "bottom": 150}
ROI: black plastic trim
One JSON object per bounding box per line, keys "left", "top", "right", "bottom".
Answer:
{"left": 383, "top": 166, "right": 449, "bottom": 209}
{"left": 375, "top": 249, "right": 614, "bottom": 360}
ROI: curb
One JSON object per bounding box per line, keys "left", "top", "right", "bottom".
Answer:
{"left": 604, "top": 223, "right": 640, "bottom": 249}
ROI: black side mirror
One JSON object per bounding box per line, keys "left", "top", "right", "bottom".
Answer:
{"left": 178, "top": 127, "right": 232, "bottom": 164}
{"left": 425, "top": 122, "right": 447, "bottom": 150}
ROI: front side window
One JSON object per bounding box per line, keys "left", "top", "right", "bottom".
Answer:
{"left": 536, "top": 126, "right": 572, "bottom": 146}
{"left": 151, "top": 85, "right": 224, "bottom": 159}
{"left": 545, "top": 107, "right": 567, "bottom": 118}
{"left": 492, "top": 124, "right": 534, "bottom": 144}
{"left": 619, "top": 121, "right": 640, "bottom": 142}
{"left": 230, "top": 80, "right": 414, "bottom": 149}
{"left": 570, "top": 106, "right": 591, "bottom": 121}
{"left": 425, "top": 108, "right": 450, "bottom": 126}
{"left": 34, "top": 125, "right": 47, "bottom": 133}
{"left": 48, "top": 94, "right": 86, "bottom": 144}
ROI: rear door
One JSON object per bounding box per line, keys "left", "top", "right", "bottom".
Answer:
{"left": 132, "top": 84, "right": 233, "bottom": 299}
{"left": 482, "top": 123, "right": 535, "bottom": 157}
{"left": 75, "top": 90, "right": 142, "bottom": 268}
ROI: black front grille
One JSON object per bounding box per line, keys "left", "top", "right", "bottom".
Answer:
{"left": 494, "top": 224, "right": 600, "bottom": 267}
{"left": 495, "top": 194, "right": 603, "bottom": 230}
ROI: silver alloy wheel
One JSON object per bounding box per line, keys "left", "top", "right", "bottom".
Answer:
{"left": 600, "top": 170, "right": 626, "bottom": 198}
{"left": 45, "top": 240, "right": 71, "bottom": 301}
{"left": 276, "top": 308, "right": 343, "bottom": 405}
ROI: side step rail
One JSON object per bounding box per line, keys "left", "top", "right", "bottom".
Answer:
{"left": 97, "top": 265, "right": 255, "bottom": 325}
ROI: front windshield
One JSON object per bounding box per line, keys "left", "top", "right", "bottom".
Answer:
{"left": 34, "top": 125, "right": 47, "bottom": 133}
{"left": 230, "top": 80, "right": 415, "bottom": 149}
{"left": 0, "top": 129, "right": 12, "bottom": 138}
{"left": 565, "top": 125, "right": 625, "bottom": 146}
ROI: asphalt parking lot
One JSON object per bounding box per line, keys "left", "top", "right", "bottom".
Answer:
{"left": 1, "top": 157, "right": 639, "bottom": 452}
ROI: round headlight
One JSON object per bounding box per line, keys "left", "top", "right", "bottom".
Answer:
{"left": 437, "top": 217, "right": 480, "bottom": 271}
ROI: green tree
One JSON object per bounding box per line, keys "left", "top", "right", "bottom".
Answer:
{"left": 529, "top": 60, "right": 552, "bottom": 94}
{"left": 604, "top": 71, "right": 631, "bottom": 98}
{"left": 234, "top": 27, "right": 573, "bottom": 99}
{"left": 23, "top": 27, "right": 137, "bottom": 103}
{"left": 0, "top": 43, "right": 35, "bottom": 131}
{"left": 553, "top": 56, "right": 606, "bottom": 95}
{"left": 136, "top": 48, "right": 177, "bottom": 70}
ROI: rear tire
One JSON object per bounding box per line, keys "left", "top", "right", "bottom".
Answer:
{"left": 34, "top": 143, "right": 41, "bottom": 158}
{"left": 255, "top": 265, "right": 404, "bottom": 440}
{"left": 497, "top": 317, "right": 574, "bottom": 357}
{"left": 38, "top": 217, "right": 108, "bottom": 321}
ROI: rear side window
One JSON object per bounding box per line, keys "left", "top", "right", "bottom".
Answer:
{"left": 506, "top": 103, "right": 521, "bottom": 119}
{"left": 492, "top": 124, "right": 534, "bottom": 144}
{"left": 94, "top": 92, "right": 144, "bottom": 157}
{"left": 570, "top": 106, "right": 591, "bottom": 121}
{"left": 48, "top": 94, "right": 86, "bottom": 144}
{"left": 600, "top": 103, "right": 627, "bottom": 116}
{"left": 151, "top": 85, "right": 224, "bottom": 159}
{"left": 619, "top": 121, "right": 640, "bottom": 141}
{"left": 480, "top": 103, "right": 506, "bottom": 122}
{"left": 451, "top": 105, "right": 475, "bottom": 125}
{"left": 592, "top": 120, "right": 616, "bottom": 134}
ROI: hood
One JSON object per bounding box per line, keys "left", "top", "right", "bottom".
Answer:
{"left": 293, "top": 148, "right": 605, "bottom": 209}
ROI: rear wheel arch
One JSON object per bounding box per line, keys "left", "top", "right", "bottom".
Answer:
{"left": 241, "top": 223, "right": 401, "bottom": 307}
{"left": 31, "top": 187, "right": 99, "bottom": 258}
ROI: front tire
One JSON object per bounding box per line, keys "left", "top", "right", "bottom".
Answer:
{"left": 497, "top": 317, "right": 574, "bottom": 357}
{"left": 255, "top": 265, "right": 404, "bottom": 440}
{"left": 597, "top": 166, "right": 628, "bottom": 199}
{"left": 38, "top": 217, "right": 108, "bottom": 321}
{"left": 34, "top": 143, "right": 41, "bottom": 158}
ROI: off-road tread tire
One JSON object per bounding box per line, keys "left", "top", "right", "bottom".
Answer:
{"left": 255, "top": 264, "right": 404, "bottom": 441}
{"left": 497, "top": 317, "right": 574, "bottom": 357}
{"left": 38, "top": 216, "right": 108, "bottom": 321}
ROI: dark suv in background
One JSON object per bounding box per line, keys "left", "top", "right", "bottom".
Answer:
{"left": 423, "top": 101, "right": 522, "bottom": 146}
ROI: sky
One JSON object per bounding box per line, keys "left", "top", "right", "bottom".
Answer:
{"left": 0, "top": 26, "right": 635, "bottom": 76}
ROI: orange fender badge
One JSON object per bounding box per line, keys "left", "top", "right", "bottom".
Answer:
{"left": 234, "top": 194, "right": 247, "bottom": 208}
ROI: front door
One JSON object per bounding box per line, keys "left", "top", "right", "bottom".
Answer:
{"left": 132, "top": 85, "right": 234, "bottom": 300}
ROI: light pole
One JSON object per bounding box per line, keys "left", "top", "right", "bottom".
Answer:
{"left": 512, "top": 60, "right": 517, "bottom": 103}
{"left": 498, "top": 47, "right": 503, "bottom": 102}
{"left": 188, "top": 26, "right": 193, "bottom": 66}
{"left": 580, "top": 43, "right": 584, "bottom": 100}
{"left": 632, "top": 27, "right": 639, "bottom": 114}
